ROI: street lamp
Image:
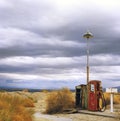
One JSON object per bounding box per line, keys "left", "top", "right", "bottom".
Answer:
{"left": 83, "top": 31, "right": 93, "bottom": 84}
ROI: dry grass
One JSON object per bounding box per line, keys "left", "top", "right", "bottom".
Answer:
{"left": 42, "top": 89, "right": 49, "bottom": 93}
{"left": 0, "top": 92, "right": 34, "bottom": 121}
{"left": 45, "top": 88, "right": 75, "bottom": 114}
{"left": 117, "top": 111, "right": 120, "bottom": 120}
{"left": 104, "top": 93, "right": 120, "bottom": 105}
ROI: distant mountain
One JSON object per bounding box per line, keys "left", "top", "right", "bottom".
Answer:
{"left": 103, "top": 86, "right": 120, "bottom": 92}
{"left": 115, "top": 86, "right": 120, "bottom": 92}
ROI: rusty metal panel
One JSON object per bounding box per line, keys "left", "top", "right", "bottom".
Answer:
{"left": 88, "top": 80, "right": 101, "bottom": 111}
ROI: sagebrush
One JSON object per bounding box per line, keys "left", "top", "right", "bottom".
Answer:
{"left": 0, "top": 92, "right": 34, "bottom": 121}
{"left": 104, "top": 93, "right": 120, "bottom": 105}
{"left": 45, "top": 88, "right": 75, "bottom": 114}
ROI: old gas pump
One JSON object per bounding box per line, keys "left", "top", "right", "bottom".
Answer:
{"left": 75, "top": 85, "right": 88, "bottom": 109}
{"left": 88, "top": 80, "right": 106, "bottom": 111}
{"left": 75, "top": 80, "right": 106, "bottom": 111}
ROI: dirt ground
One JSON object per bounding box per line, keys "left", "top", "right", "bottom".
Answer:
{"left": 15, "top": 91, "right": 120, "bottom": 121}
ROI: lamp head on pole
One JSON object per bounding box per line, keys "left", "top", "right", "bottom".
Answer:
{"left": 83, "top": 31, "right": 93, "bottom": 39}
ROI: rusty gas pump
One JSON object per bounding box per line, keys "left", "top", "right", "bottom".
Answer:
{"left": 75, "top": 80, "right": 106, "bottom": 111}
{"left": 88, "top": 80, "right": 106, "bottom": 111}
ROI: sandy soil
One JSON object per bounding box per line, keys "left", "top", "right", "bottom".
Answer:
{"left": 13, "top": 91, "right": 120, "bottom": 121}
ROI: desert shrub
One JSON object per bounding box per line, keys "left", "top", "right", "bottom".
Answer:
{"left": 0, "top": 92, "right": 34, "bottom": 121}
{"left": 42, "top": 89, "right": 48, "bottom": 93}
{"left": 104, "top": 93, "right": 110, "bottom": 105}
{"left": 45, "top": 88, "right": 75, "bottom": 114}
{"left": 117, "top": 112, "right": 120, "bottom": 120}
{"left": 23, "top": 98, "right": 35, "bottom": 107}
{"left": 104, "top": 93, "right": 120, "bottom": 105}
{"left": 22, "top": 89, "right": 29, "bottom": 92}
{"left": 114, "top": 94, "right": 120, "bottom": 104}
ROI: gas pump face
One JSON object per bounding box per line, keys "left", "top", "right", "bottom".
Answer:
{"left": 90, "top": 84, "right": 95, "bottom": 92}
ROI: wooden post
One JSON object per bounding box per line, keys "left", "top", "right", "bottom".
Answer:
{"left": 106, "top": 88, "right": 118, "bottom": 113}
{"left": 110, "top": 93, "right": 113, "bottom": 113}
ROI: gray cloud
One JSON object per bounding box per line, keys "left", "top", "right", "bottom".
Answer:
{"left": 0, "top": 0, "right": 120, "bottom": 89}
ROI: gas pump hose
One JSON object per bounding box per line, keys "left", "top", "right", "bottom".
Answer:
{"left": 99, "top": 91, "right": 106, "bottom": 112}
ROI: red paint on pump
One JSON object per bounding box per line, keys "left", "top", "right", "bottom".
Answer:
{"left": 88, "top": 80, "right": 101, "bottom": 111}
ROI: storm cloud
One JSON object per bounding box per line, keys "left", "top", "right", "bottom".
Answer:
{"left": 0, "top": 0, "right": 120, "bottom": 89}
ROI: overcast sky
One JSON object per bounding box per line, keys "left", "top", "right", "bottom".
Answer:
{"left": 0, "top": 0, "right": 120, "bottom": 89}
